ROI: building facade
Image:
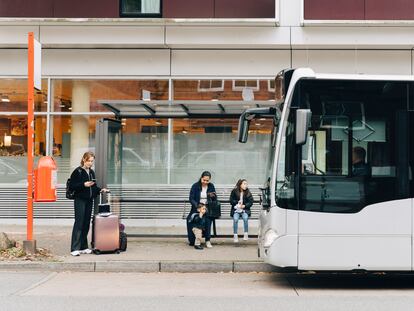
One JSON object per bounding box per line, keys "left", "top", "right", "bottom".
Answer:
{"left": 1, "top": 0, "right": 414, "bottom": 217}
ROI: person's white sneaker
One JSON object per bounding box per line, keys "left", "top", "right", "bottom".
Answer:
{"left": 243, "top": 233, "right": 249, "bottom": 241}
{"left": 70, "top": 250, "right": 80, "bottom": 256}
{"left": 233, "top": 234, "right": 239, "bottom": 243}
{"left": 206, "top": 241, "right": 213, "bottom": 248}
{"left": 80, "top": 249, "right": 92, "bottom": 254}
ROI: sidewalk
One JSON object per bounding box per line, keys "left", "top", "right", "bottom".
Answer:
{"left": 0, "top": 224, "right": 277, "bottom": 273}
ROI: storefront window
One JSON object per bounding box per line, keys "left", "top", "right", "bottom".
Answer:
{"left": 173, "top": 79, "right": 275, "bottom": 101}
{"left": 52, "top": 115, "right": 104, "bottom": 183}
{"left": 0, "top": 77, "right": 276, "bottom": 186}
{"left": 52, "top": 80, "right": 169, "bottom": 112}
{"left": 0, "top": 116, "right": 46, "bottom": 183}
{"left": 0, "top": 79, "right": 48, "bottom": 112}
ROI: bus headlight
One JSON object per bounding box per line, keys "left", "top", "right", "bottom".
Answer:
{"left": 263, "top": 229, "right": 278, "bottom": 248}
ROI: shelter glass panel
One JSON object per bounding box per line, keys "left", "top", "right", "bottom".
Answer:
{"left": 121, "top": 118, "right": 168, "bottom": 184}
{"left": 171, "top": 118, "right": 272, "bottom": 185}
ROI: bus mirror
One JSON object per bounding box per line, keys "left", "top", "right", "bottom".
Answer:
{"left": 296, "top": 109, "right": 311, "bottom": 145}
{"left": 238, "top": 107, "right": 275, "bottom": 143}
{"left": 238, "top": 117, "right": 251, "bottom": 143}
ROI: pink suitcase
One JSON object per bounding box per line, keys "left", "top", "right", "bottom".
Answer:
{"left": 93, "top": 193, "right": 120, "bottom": 254}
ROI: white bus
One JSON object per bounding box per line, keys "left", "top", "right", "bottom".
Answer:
{"left": 239, "top": 68, "right": 414, "bottom": 271}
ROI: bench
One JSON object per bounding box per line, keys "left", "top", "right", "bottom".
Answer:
{"left": 117, "top": 185, "right": 262, "bottom": 236}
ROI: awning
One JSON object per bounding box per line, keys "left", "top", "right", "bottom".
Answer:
{"left": 98, "top": 100, "right": 275, "bottom": 118}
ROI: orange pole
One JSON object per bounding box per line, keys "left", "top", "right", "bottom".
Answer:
{"left": 27, "top": 32, "right": 34, "bottom": 241}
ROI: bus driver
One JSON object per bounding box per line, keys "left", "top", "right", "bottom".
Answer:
{"left": 352, "top": 146, "right": 371, "bottom": 177}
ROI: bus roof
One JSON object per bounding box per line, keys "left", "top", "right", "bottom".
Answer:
{"left": 315, "top": 73, "right": 414, "bottom": 82}
{"left": 291, "top": 68, "right": 414, "bottom": 82}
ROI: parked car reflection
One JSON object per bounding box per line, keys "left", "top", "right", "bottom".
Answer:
{"left": 0, "top": 157, "right": 27, "bottom": 183}
{"left": 172, "top": 150, "right": 267, "bottom": 184}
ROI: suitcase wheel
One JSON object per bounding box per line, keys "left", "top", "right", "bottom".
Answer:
{"left": 116, "top": 250, "right": 121, "bottom": 254}
{"left": 93, "top": 249, "right": 101, "bottom": 255}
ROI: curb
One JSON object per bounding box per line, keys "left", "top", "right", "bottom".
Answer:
{"left": 0, "top": 261, "right": 95, "bottom": 272}
{"left": 0, "top": 260, "right": 276, "bottom": 273}
{"left": 161, "top": 261, "right": 233, "bottom": 273}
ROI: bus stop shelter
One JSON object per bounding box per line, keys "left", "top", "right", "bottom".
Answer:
{"left": 93, "top": 99, "right": 274, "bottom": 236}
{"left": 95, "top": 99, "right": 275, "bottom": 189}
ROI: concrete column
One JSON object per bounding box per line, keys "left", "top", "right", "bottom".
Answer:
{"left": 70, "top": 81, "right": 90, "bottom": 169}
{"left": 34, "top": 117, "right": 45, "bottom": 155}
{"left": 279, "top": 0, "right": 301, "bottom": 26}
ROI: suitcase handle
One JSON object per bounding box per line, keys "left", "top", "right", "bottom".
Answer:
{"left": 99, "top": 191, "right": 111, "bottom": 205}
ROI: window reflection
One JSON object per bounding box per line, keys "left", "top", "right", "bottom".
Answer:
{"left": 53, "top": 79, "right": 169, "bottom": 112}
{"left": 52, "top": 115, "right": 102, "bottom": 183}
{"left": 122, "top": 118, "right": 168, "bottom": 184}
{"left": 0, "top": 79, "right": 48, "bottom": 112}
{"left": 172, "top": 118, "right": 272, "bottom": 184}
{"left": 173, "top": 79, "right": 275, "bottom": 101}
{"left": 0, "top": 116, "right": 46, "bottom": 183}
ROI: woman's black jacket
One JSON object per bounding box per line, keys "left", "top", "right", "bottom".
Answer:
{"left": 69, "top": 167, "right": 101, "bottom": 200}
{"left": 229, "top": 188, "right": 253, "bottom": 217}
{"left": 189, "top": 182, "right": 216, "bottom": 213}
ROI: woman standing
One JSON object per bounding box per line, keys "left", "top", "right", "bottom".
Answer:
{"left": 69, "top": 151, "right": 108, "bottom": 256}
{"left": 230, "top": 179, "right": 253, "bottom": 243}
{"left": 187, "top": 171, "right": 216, "bottom": 248}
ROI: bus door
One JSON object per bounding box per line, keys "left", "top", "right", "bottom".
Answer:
{"left": 297, "top": 104, "right": 411, "bottom": 271}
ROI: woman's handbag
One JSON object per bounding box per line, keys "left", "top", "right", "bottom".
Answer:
{"left": 207, "top": 193, "right": 221, "bottom": 218}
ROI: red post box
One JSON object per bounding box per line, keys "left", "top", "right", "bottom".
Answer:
{"left": 34, "top": 156, "right": 57, "bottom": 202}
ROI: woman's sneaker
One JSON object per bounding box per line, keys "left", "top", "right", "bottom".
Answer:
{"left": 80, "top": 249, "right": 92, "bottom": 254}
{"left": 206, "top": 241, "right": 213, "bottom": 248}
{"left": 70, "top": 250, "right": 80, "bottom": 256}
{"left": 233, "top": 234, "right": 239, "bottom": 243}
{"left": 243, "top": 233, "right": 249, "bottom": 241}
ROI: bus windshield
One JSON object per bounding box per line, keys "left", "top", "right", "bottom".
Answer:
{"left": 274, "top": 78, "right": 413, "bottom": 213}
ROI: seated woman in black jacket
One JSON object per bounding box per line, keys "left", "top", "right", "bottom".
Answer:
{"left": 69, "top": 151, "right": 108, "bottom": 256}
{"left": 230, "top": 179, "right": 253, "bottom": 243}
{"left": 187, "top": 171, "right": 216, "bottom": 248}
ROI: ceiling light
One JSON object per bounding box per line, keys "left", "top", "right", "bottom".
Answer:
{"left": 255, "top": 123, "right": 261, "bottom": 126}
{"left": 259, "top": 118, "right": 266, "bottom": 121}
{"left": 155, "top": 121, "right": 162, "bottom": 125}
{"left": 1, "top": 95, "right": 10, "bottom": 102}
{"left": 68, "top": 107, "right": 72, "bottom": 110}
{"left": 182, "top": 128, "right": 188, "bottom": 134}
{"left": 211, "top": 98, "right": 219, "bottom": 102}
{"left": 4, "top": 134, "right": 11, "bottom": 147}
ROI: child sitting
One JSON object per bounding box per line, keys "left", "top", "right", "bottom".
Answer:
{"left": 189, "top": 203, "right": 207, "bottom": 250}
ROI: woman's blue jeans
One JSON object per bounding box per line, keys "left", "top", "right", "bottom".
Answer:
{"left": 233, "top": 212, "right": 248, "bottom": 234}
